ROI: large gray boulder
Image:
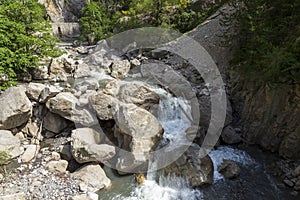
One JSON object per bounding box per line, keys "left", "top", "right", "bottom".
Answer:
{"left": 0, "top": 87, "right": 32, "bottom": 129}
{"left": 71, "top": 164, "right": 111, "bottom": 192}
{"left": 71, "top": 128, "right": 116, "bottom": 163}
{"left": 46, "top": 92, "right": 97, "bottom": 126}
{"left": 114, "top": 103, "right": 163, "bottom": 172}
{"left": 0, "top": 130, "right": 23, "bottom": 164}
{"left": 43, "top": 111, "right": 69, "bottom": 134}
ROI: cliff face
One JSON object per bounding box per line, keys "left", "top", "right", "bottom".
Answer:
{"left": 38, "top": 0, "right": 89, "bottom": 38}
{"left": 230, "top": 75, "right": 300, "bottom": 159}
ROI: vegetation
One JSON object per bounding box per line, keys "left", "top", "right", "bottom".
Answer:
{"left": 224, "top": 0, "right": 300, "bottom": 82}
{"left": 79, "top": 0, "right": 219, "bottom": 44}
{"left": 0, "top": 0, "right": 61, "bottom": 90}
{"left": 0, "top": 151, "right": 10, "bottom": 165}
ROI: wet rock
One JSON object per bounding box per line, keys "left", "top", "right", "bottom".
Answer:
{"left": 218, "top": 159, "right": 241, "bottom": 179}
{"left": 164, "top": 144, "right": 214, "bottom": 186}
{"left": 71, "top": 128, "right": 116, "bottom": 163}
{"left": 111, "top": 60, "right": 131, "bottom": 79}
{"left": 89, "top": 92, "right": 118, "bottom": 120}
{"left": 221, "top": 125, "right": 242, "bottom": 144}
{"left": 43, "top": 111, "right": 69, "bottom": 134}
{"left": 0, "top": 87, "right": 32, "bottom": 129}
{"left": 74, "top": 63, "right": 91, "bottom": 78}
{"left": 46, "top": 160, "right": 68, "bottom": 173}
{"left": 20, "top": 145, "right": 39, "bottom": 163}
{"left": 0, "top": 130, "right": 23, "bottom": 164}
{"left": 26, "top": 83, "right": 46, "bottom": 101}
{"left": 71, "top": 164, "right": 111, "bottom": 192}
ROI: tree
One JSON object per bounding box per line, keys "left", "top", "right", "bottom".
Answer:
{"left": 0, "top": 0, "right": 61, "bottom": 89}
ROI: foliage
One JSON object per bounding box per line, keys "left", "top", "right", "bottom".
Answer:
{"left": 225, "top": 0, "right": 300, "bottom": 82}
{"left": 0, "top": 151, "right": 10, "bottom": 165}
{"left": 0, "top": 0, "right": 61, "bottom": 90}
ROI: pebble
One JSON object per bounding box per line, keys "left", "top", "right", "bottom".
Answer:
{"left": 283, "top": 179, "right": 294, "bottom": 187}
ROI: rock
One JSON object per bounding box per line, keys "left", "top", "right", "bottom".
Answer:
{"left": 294, "top": 180, "right": 300, "bottom": 190}
{"left": 218, "top": 159, "right": 241, "bottom": 179}
{"left": 49, "top": 59, "right": 68, "bottom": 82}
{"left": 283, "top": 179, "right": 294, "bottom": 187}
{"left": 71, "top": 164, "right": 111, "bottom": 192}
{"left": 20, "top": 145, "right": 39, "bottom": 163}
{"left": 22, "top": 121, "right": 42, "bottom": 140}
{"left": 111, "top": 60, "right": 131, "bottom": 79}
{"left": 74, "top": 63, "right": 91, "bottom": 78}
{"left": 46, "top": 92, "right": 97, "bottom": 126}
{"left": 114, "top": 103, "right": 163, "bottom": 172}
{"left": 292, "top": 165, "right": 300, "bottom": 177}
{"left": 77, "top": 90, "right": 97, "bottom": 107}
{"left": 89, "top": 92, "right": 118, "bottom": 120}
{"left": 32, "top": 65, "right": 49, "bottom": 80}
{"left": 74, "top": 79, "right": 99, "bottom": 92}
{"left": 39, "top": 85, "right": 61, "bottom": 103}
{"left": 135, "top": 173, "right": 146, "bottom": 185}
{"left": 0, "top": 130, "right": 23, "bottom": 164}
{"left": 43, "top": 111, "right": 69, "bottom": 134}
{"left": 0, "top": 87, "right": 32, "bottom": 129}
{"left": 71, "top": 128, "right": 116, "bottom": 163}
{"left": 59, "top": 144, "right": 72, "bottom": 161}
{"left": 103, "top": 79, "right": 120, "bottom": 96}
{"left": 26, "top": 83, "right": 46, "bottom": 101}
{"left": 117, "top": 81, "right": 160, "bottom": 109}
{"left": 15, "top": 132, "right": 25, "bottom": 141}
{"left": 46, "top": 160, "right": 68, "bottom": 173}
{"left": 164, "top": 144, "right": 214, "bottom": 187}
{"left": 71, "top": 193, "right": 98, "bottom": 200}
{"left": 221, "top": 125, "right": 242, "bottom": 144}
{"left": 130, "top": 58, "right": 141, "bottom": 67}
{"left": 51, "top": 152, "right": 61, "bottom": 161}
{"left": 0, "top": 193, "right": 26, "bottom": 200}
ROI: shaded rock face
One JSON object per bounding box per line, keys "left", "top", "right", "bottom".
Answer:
{"left": 217, "top": 159, "right": 240, "bottom": 179}
{"left": 163, "top": 144, "right": 214, "bottom": 187}
{"left": 230, "top": 79, "right": 300, "bottom": 159}
{"left": 0, "top": 87, "right": 32, "bottom": 130}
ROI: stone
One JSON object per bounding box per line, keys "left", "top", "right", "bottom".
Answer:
{"left": 59, "top": 144, "right": 72, "bottom": 161}
{"left": 0, "top": 87, "right": 32, "bottom": 129}
{"left": 32, "top": 65, "right": 49, "bottom": 80}
{"left": 15, "top": 132, "right": 26, "bottom": 141}
{"left": 0, "top": 193, "right": 26, "bottom": 200}
{"left": 283, "top": 179, "right": 294, "bottom": 187}
{"left": 51, "top": 152, "right": 61, "bottom": 161}
{"left": 163, "top": 144, "right": 214, "bottom": 187}
{"left": 114, "top": 103, "right": 163, "bottom": 172}
{"left": 117, "top": 81, "right": 160, "bottom": 109}
{"left": 49, "top": 58, "right": 68, "bottom": 82}
{"left": 135, "top": 173, "right": 146, "bottom": 185}
{"left": 43, "top": 111, "right": 69, "bottom": 134}
{"left": 111, "top": 60, "right": 131, "bottom": 79}
{"left": 46, "top": 160, "right": 68, "bottom": 173}
{"left": 26, "top": 83, "right": 46, "bottom": 101}
{"left": 89, "top": 92, "right": 118, "bottom": 120}
{"left": 221, "top": 125, "right": 242, "bottom": 144}
{"left": 20, "top": 145, "right": 39, "bottom": 163}
{"left": 0, "top": 130, "right": 23, "bottom": 164}
{"left": 103, "top": 79, "right": 120, "bottom": 96}
{"left": 130, "top": 58, "right": 141, "bottom": 67}
{"left": 22, "top": 121, "right": 42, "bottom": 140}
{"left": 292, "top": 165, "right": 300, "bottom": 177}
{"left": 294, "top": 180, "right": 300, "bottom": 190}
{"left": 71, "top": 164, "right": 111, "bottom": 192}
{"left": 39, "top": 85, "right": 61, "bottom": 103}
{"left": 46, "top": 92, "right": 97, "bottom": 126}
{"left": 71, "top": 128, "right": 116, "bottom": 163}
{"left": 218, "top": 159, "right": 241, "bottom": 179}
{"left": 74, "top": 79, "right": 99, "bottom": 92}
{"left": 74, "top": 63, "right": 91, "bottom": 78}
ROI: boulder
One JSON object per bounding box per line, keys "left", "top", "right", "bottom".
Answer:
{"left": 43, "top": 111, "right": 69, "bottom": 134}
{"left": 39, "top": 85, "right": 62, "bottom": 103}
{"left": 163, "top": 144, "right": 214, "bottom": 187}
{"left": 89, "top": 92, "right": 118, "bottom": 120}
{"left": 74, "top": 63, "right": 91, "bottom": 78}
{"left": 217, "top": 159, "right": 241, "bottom": 179}
{"left": 114, "top": 103, "right": 163, "bottom": 172}
{"left": 20, "top": 145, "right": 39, "bottom": 163}
{"left": 32, "top": 65, "right": 49, "bottom": 80}
{"left": 117, "top": 81, "right": 160, "bottom": 110}
{"left": 0, "top": 130, "right": 23, "bottom": 164}
{"left": 221, "top": 125, "right": 242, "bottom": 144}
{"left": 71, "top": 128, "right": 116, "bottom": 163}
{"left": 46, "top": 160, "right": 68, "bottom": 173}
{"left": 46, "top": 92, "right": 97, "bottom": 126}
{"left": 110, "top": 60, "right": 131, "bottom": 79}
{"left": 103, "top": 79, "right": 120, "bottom": 96}
{"left": 71, "top": 164, "right": 111, "bottom": 192}
{"left": 22, "top": 121, "right": 42, "bottom": 140}
{"left": 49, "top": 59, "right": 68, "bottom": 82}
{"left": 0, "top": 87, "right": 32, "bottom": 129}
{"left": 26, "top": 83, "right": 46, "bottom": 101}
